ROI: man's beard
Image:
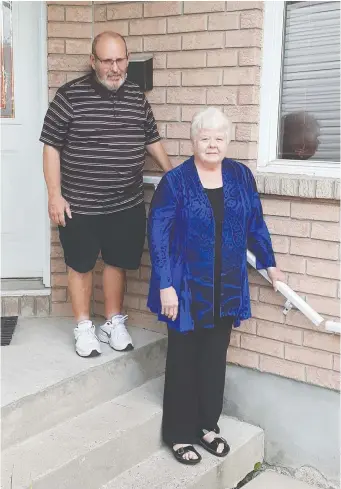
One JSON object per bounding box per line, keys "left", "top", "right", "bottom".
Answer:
{"left": 96, "top": 72, "right": 127, "bottom": 91}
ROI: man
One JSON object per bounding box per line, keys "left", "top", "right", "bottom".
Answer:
{"left": 40, "top": 32, "right": 172, "bottom": 357}
{"left": 280, "top": 111, "right": 320, "bottom": 160}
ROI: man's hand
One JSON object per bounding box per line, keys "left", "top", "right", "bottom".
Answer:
{"left": 146, "top": 140, "right": 173, "bottom": 172}
{"left": 267, "top": 267, "right": 286, "bottom": 291}
{"left": 48, "top": 194, "right": 72, "bottom": 227}
{"left": 160, "top": 286, "right": 178, "bottom": 321}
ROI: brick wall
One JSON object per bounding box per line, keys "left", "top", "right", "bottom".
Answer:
{"left": 46, "top": 1, "right": 340, "bottom": 391}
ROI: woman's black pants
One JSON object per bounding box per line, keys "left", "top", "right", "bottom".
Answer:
{"left": 162, "top": 318, "right": 233, "bottom": 446}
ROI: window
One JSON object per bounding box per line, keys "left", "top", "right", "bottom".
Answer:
{"left": 258, "top": 1, "right": 340, "bottom": 177}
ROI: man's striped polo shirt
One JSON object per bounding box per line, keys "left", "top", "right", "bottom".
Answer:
{"left": 40, "top": 73, "right": 161, "bottom": 215}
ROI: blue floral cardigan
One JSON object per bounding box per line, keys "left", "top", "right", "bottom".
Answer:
{"left": 147, "top": 156, "right": 276, "bottom": 332}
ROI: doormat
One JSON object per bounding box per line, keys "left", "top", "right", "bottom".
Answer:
{"left": 1, "top": 316, "right": 18, "bottom": 346}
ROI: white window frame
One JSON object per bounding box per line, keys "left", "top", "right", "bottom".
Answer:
{"left": 258, "top": 1, "right": 340, "bottom": 178}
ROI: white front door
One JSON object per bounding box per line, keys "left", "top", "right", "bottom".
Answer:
{"left": 1, "top": 1, "right": 47, "bottom": 279}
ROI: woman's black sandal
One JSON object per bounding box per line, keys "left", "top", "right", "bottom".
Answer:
{"left": 199, "top": 429, "right": 230, "bottom": 457}
{"left": 172, "top": 444, "right": 202, "bottom": 465}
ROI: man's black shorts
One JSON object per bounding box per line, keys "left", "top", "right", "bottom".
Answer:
{"left": 58, "top": 203, "right": 146, "bottom": 273}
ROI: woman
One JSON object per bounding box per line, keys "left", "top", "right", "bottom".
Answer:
{"left": 147, "top": 107, "right": 285, "bottom": 465}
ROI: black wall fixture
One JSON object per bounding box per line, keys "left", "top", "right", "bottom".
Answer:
{"left": 127, "top": 54, "right": 153, "bottom": 91}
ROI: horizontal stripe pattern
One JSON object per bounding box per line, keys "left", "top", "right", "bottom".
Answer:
{"left": 40, "top": 74, "right": 160, "bottom": 214}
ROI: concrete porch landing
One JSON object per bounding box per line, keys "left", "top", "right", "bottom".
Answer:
{"left": 1, "top": 317, "right": 164, "bottom": 407}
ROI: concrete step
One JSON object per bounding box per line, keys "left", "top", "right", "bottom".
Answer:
{"left": 1, "top": 318, "right": 167, "bottom": 448}
{"left": 243, "top": 471, "right": 319, "bottom": 488}
{"left": 102, "top": 416, "right": 264, "bottom": 489}
{"left": 2, "top": 377, "right": 165, "bottom": 489}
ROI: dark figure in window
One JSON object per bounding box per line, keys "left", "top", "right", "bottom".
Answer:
{"left": 280, "top": 111, "right": 320, "bottom": 160}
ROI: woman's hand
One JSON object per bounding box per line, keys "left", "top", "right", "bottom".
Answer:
{"left": 160, "top": 286, "right": 179, "bottom": 321}
{"left": 267, "top": 267, "right": 286, "bottom": 291}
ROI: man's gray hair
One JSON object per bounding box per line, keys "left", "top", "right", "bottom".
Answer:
{"left": 190, "top": 107, "right": 232, "bottom": 142}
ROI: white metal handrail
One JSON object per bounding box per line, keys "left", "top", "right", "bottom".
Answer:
{"left": 143, "top": 175, "right": 341, "bottom": 335}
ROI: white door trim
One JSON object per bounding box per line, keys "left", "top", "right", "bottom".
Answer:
{"left": 38, "top": 1, "right": 51, "bottom": 288}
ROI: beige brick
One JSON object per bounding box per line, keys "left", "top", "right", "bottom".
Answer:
{"left": 257, "top": 320, "right": 303, "bottom": 345}
{"left": 94, "top": 20, "right": 129, "bottom": 36}
{"left": 107, "top": 2, "right": 143, "bottom": 20}
{"left": 52, "top": 288, "right": 67, "bottom": 302}
{"left": 303, "top": 330, "right": 340, "bottom": 354}
{"left": 167, "top": 51, "right": 206, "bottom": 69}
{"left": 167, "top": 87, "right": 206, "bottom": 105}
{"left": 127, "top": 310, "right": 166, "bottom": 333}
{"left": 306, "top": 294, "right": 341, "bottom": 317}
{"left": 224, "top": 105, "right": 259, "bottom": 123}
{"left": 183, "top": 31, "right": 224, "bottom": 50}
{"left": 66, "top": 6, "right": 92, "bottom": 22}
{"left": 240, "top": 318, "right": 257, "bottom": 334}
{"left": 153, "top": 53, "right": 167, "bottom": 69}
{"left": 48, "top": 22, "right": 92, "bottom": 38}
{"left": 167, "top": 122, "right": 191, "bottom": 139}
{"left": 207, "top": 50, "right": 237, "bottom": 67}
{"left": 126, "top": 269, "right": 140, "bottom": 279}
{"left": 51, "top": 302, "right": 74, "bottom": 317}
{"left": 184, "top": 1, "right": 225, "bottom": 14}
{"left": 289, "top": 274, "right": 338, "bottom": 298}
{"left": 226, "top": 1, "right": 263, "bottom": 11}
{"left": 93, "top": 301, "right": 105, "bottom": 318}
{"left": 226, "top": 29, "right": 262, "bottom": 48}
{"left": 126, "top": 37, "right": 143, "bottom": 53}
{"left": 290, "top": 238, "right": 339, "bottom": 260}
{"left": 285, "top": 308, "right": 325, "bottom": 332}
{"left": 230, "top": 330, "right": 241, "bottom": 348}
{"left": 167, "top": 14, "right": 207, "bottom": 33}
{"left": 48, "top": 54, "right": 90, "bottom": 72}
{"left": 227, "top": 346, "right": 260, "bottom": 369}
{"left": 333, "top": 355, "right": 340, "bottom": 372}
{"left": 311, "top": 222, "right": 340, "bottom": 242}
{"left": 235, "top": 123, "right": 258, "bottom": 141}
{"left": 93, "top": 287, "right": 104, "bottom": 303}
{"left": 251, "top": 302, "right": 285, "bottom": 323}
{"left": 141, "top": 252, "right": 151, "bottom": 267}
{"left": 144, "top": 35, "right": 181, "bottom": 52}
{"left": 51, "top": 244, "right": 64, "bottom": 259}
{"left": 130, "top": 18, "right": 166, "bottom": 35}
{"left": 48, "top": 72, "right": 67, "bottom": 88}
{"left": 146, "top": 88, "right": 166, "bottom": 104}
{"left": 162, "top": 139, "right": 179, "bottom": 156}
{"left": 65, "top": 39, "right": 91, "bottom": 55}
{"left": 291, "top": 202, "right": 339, "bottom": 222}
{"left": 206, "top": 86, "right": 237, "bottom": 105}
{"left": 224, "top": 67, "right": 259, "bottom": 85}
{"left": 275, "top": 254, "right": 306, "bottom": 274}
{"left": 258, "top": 287, "right": 286, "bottom": 307}
{"left": 228, "top": 141, "right": 258, "bottom": 160}
{"left": 266, "top": 216, "right": 310, "bottom": 238}
{"left": 20, "top": 297, "right": 35, "bottom": 317}
{"left": 239, "top": 47, "right": 261, "bottom": 66}
{"left": 316, "top": 179, "right": 335, "bottom": 199}
{"left": 259, "top": 355, "right": 305, "bottom": 382}
{"left": 238, "top": 86, "right": 259, "bottom": 105}
{"left": 52, "top": 273, "right": 69, "bottom": 287}
{"left": 144, "top": 1, "right": 182, "bottom": 17}
{"left": 179, "top": 140, "right": 193, "bottom": 156}
{"left": 285, "top": 344, "right": 333, "bottom": 369}
{"left": 49, "top": 87, "right": 57, "bottom": 102}
{"left": 51, "top": 259, "right": 67, "bottom": 273}
{"left": 306, "top": 367, "right": 340, "bottom": 390}
{"left": 48, "top": 39, "right": 65, "bottom": 54}
{"left": 262, "top": 199, "right": 290, "bottom": 217}
{"left": 208, "top": 12, "right": 239, "bottom": 30}
{"left": 298, "top": 179, "right": 316, "bottom": 198}
{"left": 153, "top": 105, "right": 180, "bottom": 121}
{"left": 241, "top": 334, "right": 284, "bottom": 357}
{"left": 48, "top": 5, "right": 65, "bottom": 21}
{"left": 123, "top": 294, "right": 140, "bottom": 310}
{"left": 181, "top": 105, "right": 205, "bottom": 122}
{"left": 154, "top": 70, "right": 181, "bottom": 87}
{"left": 170, "top": 156, "right": 184, "bottom": 167}
{"left": 248, "top": 267, "right": 271, "bottom": 286}
{"left": 66, "top": 71, "right": 89, "bottom": 83}
{"left": 94, "top": 4, "right": 106, "bottom": 22}
{"left": 140, "top": 266, "right": 151, "bottom": 281}
{"left": 306, "top": 259, "right": 340, "bottom": 280}
{"left": 182, "top": 69, "right": 223, "bottom": 87}
{"left": 264, "top": 175, "right": 281, "bottom": 195}
{"left": 36, "top": 297, "right": 51, "bottom": 317}
{"left": 47, "top": 1, "right": 91, "bottom": 4}
{"left": 240, "top": 9, "right": 263, "bottom": 29}
{"left": 249, "top": 284, "right": 259, "bottom": 300}
{"left": 2, "top": 297, "right": 19, "bottom": 317}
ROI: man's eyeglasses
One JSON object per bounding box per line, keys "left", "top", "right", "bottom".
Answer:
{"left": 94, "top": 54, "right": 128, "bottom": 69}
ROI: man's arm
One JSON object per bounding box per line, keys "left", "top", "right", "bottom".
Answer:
{"left": 43, "top": 144, "right": 71, "bottom": 226}
{"left": 145, "top": 141, "right": 173, "bottom": 173}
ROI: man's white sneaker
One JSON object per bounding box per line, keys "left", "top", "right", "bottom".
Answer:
{"left": 74, "top": 320, "right": 101, "bottom": 357}
{"left": 98, "top": 315, "right": 134, "bottom": 352}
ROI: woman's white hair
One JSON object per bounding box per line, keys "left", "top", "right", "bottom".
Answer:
{"left": 190, "top": 107, "right": 233, "bottom": 143}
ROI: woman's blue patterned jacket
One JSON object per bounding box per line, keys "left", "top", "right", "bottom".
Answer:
{"left": 147, "top": 156, "right": 276, "bottom": 332}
